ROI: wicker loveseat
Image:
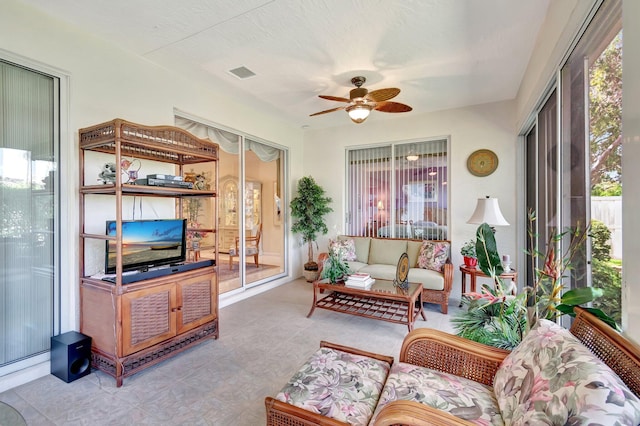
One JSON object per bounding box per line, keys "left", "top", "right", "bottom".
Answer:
{"left": 265, "top": 308, "right": 640, "bottom": 425}
{"left": 320, "top": 235, "right": 454, "bottom": 314}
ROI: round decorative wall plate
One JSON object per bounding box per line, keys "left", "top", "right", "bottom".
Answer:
{"left": 467, "top": 149, "right": 499, "bottom": 177}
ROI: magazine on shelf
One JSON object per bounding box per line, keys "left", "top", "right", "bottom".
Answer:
{"left": 348, "top": 273, "right": 371, "bottom": 281}
{"left": 345, "top": 277, "right": 375, "bottom": 288}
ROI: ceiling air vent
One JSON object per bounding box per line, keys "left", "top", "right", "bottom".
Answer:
{"left": 228, "top": 66, "right": 256, "bottom": 79}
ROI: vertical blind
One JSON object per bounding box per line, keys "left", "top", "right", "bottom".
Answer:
{"left": 347, "top": 140, "right": 448, "bottom": 240}
{"left": 0, "top": 61, "right": 57, "bottom": 368}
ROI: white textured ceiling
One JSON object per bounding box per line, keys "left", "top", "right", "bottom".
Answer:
{"left": 20, "top": 0, "right": 550, "bottom": 128}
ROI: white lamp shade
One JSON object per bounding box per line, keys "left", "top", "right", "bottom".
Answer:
{"left": 467, "top": 197, "right": 509, "bottom": 226}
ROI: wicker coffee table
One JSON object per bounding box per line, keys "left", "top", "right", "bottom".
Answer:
{"left": 307, "top": 279, "right": 426, "bottom": 331}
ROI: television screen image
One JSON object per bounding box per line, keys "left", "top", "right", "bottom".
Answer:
{"left": 105, "top": 219, "right": 187, "bottom": 274}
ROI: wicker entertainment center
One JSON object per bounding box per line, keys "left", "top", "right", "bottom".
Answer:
{"left": 78, "top": 119, "right": 219, "bottom": 387}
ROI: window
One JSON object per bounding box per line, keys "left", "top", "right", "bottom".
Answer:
{"left": 346, "top": 139, "right": 449, "bottom": 240}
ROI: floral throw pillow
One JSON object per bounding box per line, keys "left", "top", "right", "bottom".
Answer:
{"left": 493, "top": 319, "right": 640, "bottom": 425}
{"left": 329, "top": 238, "right": 357, "bottom": 261}
{"left": 417, "top": 241, "right": 449, "bottom": 272}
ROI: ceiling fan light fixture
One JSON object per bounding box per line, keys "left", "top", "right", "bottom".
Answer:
{"left": 406, "top": 153, "right": 419, "bottom": 161}
{"left": 346, "top": 104, "right": 371, "bottom": 124}
{"left": 406, "top": 144, "right": 419, "bottom": 161}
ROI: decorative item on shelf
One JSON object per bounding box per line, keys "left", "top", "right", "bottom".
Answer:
{"left": 184, "top": 171, "right": 197, "bottom": 185}
{"left": 189, "top": 238, "right": 201, "bottom": 261}
{"left": 186, "top": 222, "right": 208, "bottom": 262}
{"left": 460, "top": 239, "right": 478, "bottom": 268}
{"left": 393, "top": 252, "right": 410, "bottom": 290}
{"left": 502, "top": 254, "right": 512, "bottom": 272}
{"left": 98, "top": 162, "right": 117, "bottom": 184}
{"left": 120, "top": 158, "right": 141, "bottom": 183}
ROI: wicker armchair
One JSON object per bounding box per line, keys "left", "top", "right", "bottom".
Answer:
{"left": 266, "top": 307, "right": 640, "bottom": 425}
{"left": 371, "top": 307, "right": 640, "bottom": 425}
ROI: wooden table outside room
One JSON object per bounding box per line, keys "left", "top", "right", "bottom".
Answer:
{"left": 307, "top": 278, "right": 426, "bottom": 331}
{"left": 459, "top": 264, "right": 518, "bottom": 306}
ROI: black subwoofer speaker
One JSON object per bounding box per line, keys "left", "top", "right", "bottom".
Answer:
{"left": 50, "top": 331, "right": 92, "bottom": 383}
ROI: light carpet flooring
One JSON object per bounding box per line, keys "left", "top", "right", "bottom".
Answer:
{"left": 0, "top": 278, "right": 462, "bottom": 425}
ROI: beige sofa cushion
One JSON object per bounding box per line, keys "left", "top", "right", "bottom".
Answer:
{"left": 339, "top": 235, "right": 371, "bottom": 263}
{"left": 368, "top": 238, "right": 408, "bottom": 266}
{"left": 408, "top": 268, "right": 445, "bottom": 291}
{"left": 407, "top": 240, "right": 423, "bottom": 267}
{"left": 358, "top": 264, "right": 396, "bottom": 281}
{"left": 345, "top": 261, "right": 368, "bottom": 274}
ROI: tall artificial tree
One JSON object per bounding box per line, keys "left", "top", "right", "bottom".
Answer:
{"left": 290, "top": 176, "right": 333, "bottom": 270}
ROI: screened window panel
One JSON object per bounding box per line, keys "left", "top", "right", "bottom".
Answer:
{"left": 347, "top": 140, "right": 448, "bottom": 240}
{"left": 347, "top": 146, "right": 391, "bottom": 237}
{"left": 0, "top": 61, "right": 57, "bottom": 367}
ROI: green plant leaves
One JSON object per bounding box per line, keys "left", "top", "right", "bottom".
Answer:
{"left": 320, "top": 254, "right": 350, "bottom": 283}
{"left": 560, "top": 287, "right": 604, "bottom": 306}
{"left": 476, "top": 223, "right": 504, "bottom": 278}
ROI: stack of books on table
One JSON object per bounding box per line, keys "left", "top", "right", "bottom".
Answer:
{"left": 345, "top": 273, "right": 375, "bottom": 289}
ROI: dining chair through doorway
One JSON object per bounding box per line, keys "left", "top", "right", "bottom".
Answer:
{"left": 228, "top": 223, "right": 262, "bottom": 270}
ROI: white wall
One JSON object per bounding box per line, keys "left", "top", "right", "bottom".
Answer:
{"left": 516, "top": 0, "right": 598, "bottom": 130}
{"left": 303, "top": 101, "right": 518, "bottom": 303}
{"left": 0, "top": 0, "right": 304, "bottom": 390}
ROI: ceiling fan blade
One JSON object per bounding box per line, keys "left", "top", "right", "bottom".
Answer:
{"left": 366, "top": 88, "right": 400, "bottom": 102}
{"left": 318, "top": 95, "right": 351, "bottom": 103}
{"left": 309, "top": 106, "right": 346, "bottom": 116}
{"left": 375, "top": 101, "right": 413, "bottom": 113}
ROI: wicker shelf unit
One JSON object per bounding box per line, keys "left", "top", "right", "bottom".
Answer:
{"left": 78, "top": 119, "right": 219, "bottom": 387}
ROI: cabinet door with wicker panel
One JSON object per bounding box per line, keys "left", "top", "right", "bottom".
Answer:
{"left": 176, "top": 273, "right": 217, "bottom": 334}
{"left": 121, "top": 283, "right": 178, "bottom": 356}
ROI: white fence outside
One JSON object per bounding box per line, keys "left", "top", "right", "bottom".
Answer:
{"left": 591, "top": 196, "right": 622, "bottom": 259}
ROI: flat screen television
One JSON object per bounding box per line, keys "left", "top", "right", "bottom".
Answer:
{"left": 105, "top": 219, "right": 187, "bottom": 274}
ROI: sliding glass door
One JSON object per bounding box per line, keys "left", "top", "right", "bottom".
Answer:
{"left": 0, "top": 60, "right": 59, "bottom": 372}
{"left": 176, "top": 116, "right": 286, "bottom": 293}
{"left": 523, "top": 0, "right": 622, "bottom": 326}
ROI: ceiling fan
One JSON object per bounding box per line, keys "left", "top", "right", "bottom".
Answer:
{"left": 310, "top": 76, "right": 413, "bottom": 124}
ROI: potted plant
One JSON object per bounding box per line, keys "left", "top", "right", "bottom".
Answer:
{"left": 460, "top": 239, "right": 478, "bottom": 268}
{"left": 320, "top": 252, "right": 350, "bottom": 283}
{"left": 290, "top": 176, "right": 333, "bottom": 282}
{"left": 452, "top": 213, "right": 618, "bottom": 350}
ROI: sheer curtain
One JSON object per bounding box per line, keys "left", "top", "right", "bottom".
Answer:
{"left": 0, "top": 60, "right": 58, "bottom": 369}
{"left": 175, "top": 117, "right": 280, "bottom": 162}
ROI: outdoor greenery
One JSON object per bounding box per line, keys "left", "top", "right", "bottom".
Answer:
{"left": 590, "top": 220, "right": 622, "bottom": 325}
{"left": 290, "top": 176, "right": 333, "bottom": 270}
{"left": 588, "top": 31, "right": 623, "bottom": 327}
{"left": 589, "top": 32, "right": 622, "bottom": 188}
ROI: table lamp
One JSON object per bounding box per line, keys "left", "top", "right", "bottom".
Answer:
{"left": 467, "top": 196, "right": 509, "bottom": 229}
